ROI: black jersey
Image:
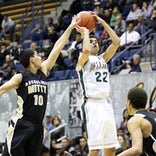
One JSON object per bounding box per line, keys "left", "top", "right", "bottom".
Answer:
{"left": 16, "top": 69, "right": 48, "bottom": 124}
{"left": 136, "top": 110, "right": 156, "bottom": 155}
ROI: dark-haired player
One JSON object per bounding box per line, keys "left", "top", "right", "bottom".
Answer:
{"left": 0, "top": 17, "right": 78, "bottom": 156}
{"left": 117, "top": 87, "right": 156, "bottom": 156}
{"left": 76, "top": 13, "right": 120, "bottom": 156}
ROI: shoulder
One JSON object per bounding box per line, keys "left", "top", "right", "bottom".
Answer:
{"left": 133, "top": 30, "right": 141, "bottom": 36}
{"left": 41, "top": 64, "right": 48, "bottom": 76}
{"left": 12, "top": 73, "right": 23, "bottom": 81}
{"left": 9, "top": 73, "right": 23, "bottom": 89}
{"left": 76, "top": 55, "right": 92, "bottom": 71}
{"left": 128, "top": 115, "right": 142, "bottom": 129}
{"left": 98, "top": 55, "right": 106, "bottom": 61}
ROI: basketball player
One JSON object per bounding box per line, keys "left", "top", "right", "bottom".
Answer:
{"left": 76, "top": 13, "right": 120, "bottom": 156}
{"left": 117, "top": 87, "right": 156, "bottom": 156}
{"left": 0, "top": 17, "right": 78, "bottom": 156}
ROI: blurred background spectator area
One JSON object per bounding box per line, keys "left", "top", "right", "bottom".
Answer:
{"left": 0, "top": 0, "right": 155, "bottom": 81}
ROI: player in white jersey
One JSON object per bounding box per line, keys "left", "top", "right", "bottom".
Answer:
{"left": 76, "top": 13, "right": 120, "bottom": 156}
{"left": 78, "top": 55, "right": 109, "bottom": 99}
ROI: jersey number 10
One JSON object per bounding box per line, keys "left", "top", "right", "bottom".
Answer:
{"left": 34, "top": 95, "right": 43, "bottom": 106}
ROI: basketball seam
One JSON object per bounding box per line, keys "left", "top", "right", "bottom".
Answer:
{"left": 84, "top": 14, "right": 92, "bottom": 28}
{"left": 80, "top": 14, "right": 82, "bottom": 27}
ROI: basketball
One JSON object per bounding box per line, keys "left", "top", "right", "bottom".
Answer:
{"left": 77, "top": 11, "right": 96, "bottom": 31}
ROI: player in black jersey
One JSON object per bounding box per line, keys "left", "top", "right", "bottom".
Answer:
{"left": 117, "top": 87, "right": 156, "bottom": 156}
{"left": 0, "top": 17, "right": 78, "bottom": 156}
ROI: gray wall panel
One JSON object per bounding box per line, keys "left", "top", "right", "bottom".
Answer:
{"left": 0, "top": 72, "right": 155, "bottom": 142}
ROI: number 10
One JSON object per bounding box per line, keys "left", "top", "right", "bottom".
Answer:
{"left": 34, "top": 95, "right": 43, "bottom": 106}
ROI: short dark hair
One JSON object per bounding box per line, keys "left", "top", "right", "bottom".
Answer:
{"left": 19, "top": 48, "right": 35, "bottom": 68}
{"left": 79, "top": 136, "right": 87, "bottom": 142}
{"left": 128, "top": 87, "right": 148, "bottom": 109}
{"left": 89, "top": 32, "right": 96, "bottom": 39}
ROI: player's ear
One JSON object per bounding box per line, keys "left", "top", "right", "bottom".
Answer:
{"left": 126, "top": 99, "right": 132, "bottom": 115}
{"left": 126, "top": 99, "right": 131, "bottom": 108}
{"left": 30, "top": 56, "right": 34, "bottom": 63}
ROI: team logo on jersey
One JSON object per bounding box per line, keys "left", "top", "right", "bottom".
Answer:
{"left": 25, "top": 80, "right": 47, "bottom": 94}
{"left": 90, "top": 61, "right": 107, "bottom": 72}
{"left": 28, "top": 84, "right": 47, "bottom": 94}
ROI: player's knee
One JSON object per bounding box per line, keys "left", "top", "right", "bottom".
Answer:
{"left": 104, "top": 147, "right": 115, "bottom": 156}
{"left": 88, "top": 149, "right": 100, "bottom": 156}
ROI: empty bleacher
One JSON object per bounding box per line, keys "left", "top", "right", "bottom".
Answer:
{"left": 0, "top": 0, "right": 61, "bottom": 44}
{"left": 47, "top": 69, "right": 78, "bottom": 81}
{"left": 0, "top": 0, "right": 60, "bottom": 22}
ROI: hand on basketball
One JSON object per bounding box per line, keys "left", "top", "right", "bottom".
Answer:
{"left": 76, "top": 25, "right": 89, "bottom": 35}
{"left": 70, "top": 15, "right": 80, "bottom": 29}
{"left": 91, "top": 12, "right": 104, "bottom": 24}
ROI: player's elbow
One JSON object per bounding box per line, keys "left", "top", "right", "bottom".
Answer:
{"left": 114, "top": 38, "right": 120, "bottom": 47}
{"left": 135, "top": 149, "right": 142, "bottom": 155}
{"left": 132, "top": 147, "right": 142, "bottom": 155}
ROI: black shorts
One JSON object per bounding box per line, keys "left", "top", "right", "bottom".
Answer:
{"left": 2, "top": 118, "right": 43, "bottom": 156}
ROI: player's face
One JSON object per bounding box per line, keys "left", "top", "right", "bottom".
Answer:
{"left": 31, "top": 51, "right": 42, "bottom": 69}
{"left": 89, "top": 38, "right": 99, "bottom": 55}
{"left": 80, "top": 138, "right": 87, "bottom": 147}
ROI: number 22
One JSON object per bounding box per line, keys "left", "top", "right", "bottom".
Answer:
{"left": 95, "top": 72, "right": 108, "bottom": 82}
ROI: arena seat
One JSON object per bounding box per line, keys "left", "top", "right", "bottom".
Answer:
{"left": 21, "top": 41, "right": 32, "bottom": 49}
{"left": 64, "top": 58, "right": 74, "bottom": 69}
{"left": 14, "top": 63, "right": 24, "bottom": 72}
{"left": 47, "top": 70, "right": 66, "bottom": 81}
{"left": 68, "top": 69, "right": 78, "bottom": 79}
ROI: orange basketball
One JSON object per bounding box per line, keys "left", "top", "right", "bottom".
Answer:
{"left": 77, "top": 11, "right": 96, "bottom": 31}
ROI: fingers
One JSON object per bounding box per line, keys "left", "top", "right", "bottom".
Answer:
{"left": 71, "top": 15, "right": 80, "bottom": 26}
{"left": 89, "top": 12, "right": 99, "bottom": 23}
{"left": 76, "top": 25, "right": 81, "bottom": 30}
{"left": 72, "top": 15, "right": 78, "bottom": 23}
{"left": 75, "top": 25, "right": 81, "bottom": 33}
{"left": 75, "top": 25, "right": 89, "bottom": 34}
{"left": 70, "top": 15, "right": 79, "bottom": 29}
{"left": 94, "top": 15, "right": 103, "bottom": 24}
{"left": 90, "top": 11, "right": 96, "bottom": 15}
{"left": 75, "top": 25, "right": 84, "bottom": 34}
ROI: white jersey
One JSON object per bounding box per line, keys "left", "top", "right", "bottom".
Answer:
{"left": 77, "top": 55, "right": 110, "bottom": 99}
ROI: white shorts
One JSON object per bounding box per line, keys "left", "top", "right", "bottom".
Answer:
{"left": 81, "top": 99, "right": 119, "bottom": 150}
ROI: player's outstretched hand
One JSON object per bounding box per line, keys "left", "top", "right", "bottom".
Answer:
{"left": 70, "top": 15, "right": 80, "bottom": 29}
{"left": 91, "top": 12, "right": 104, "bottom": 24}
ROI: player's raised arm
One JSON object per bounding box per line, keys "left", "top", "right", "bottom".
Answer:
{"left": 93, "top": 13, "right": 120, "bottom": 62}
{"left": 76, "top": 26, "right": 91, "bottom": 68}
{"left": 0, "top": 73, "right": 22, "bottom": 95}
{"left": 41, "top": 16, "right": 78, "bottom": 75}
